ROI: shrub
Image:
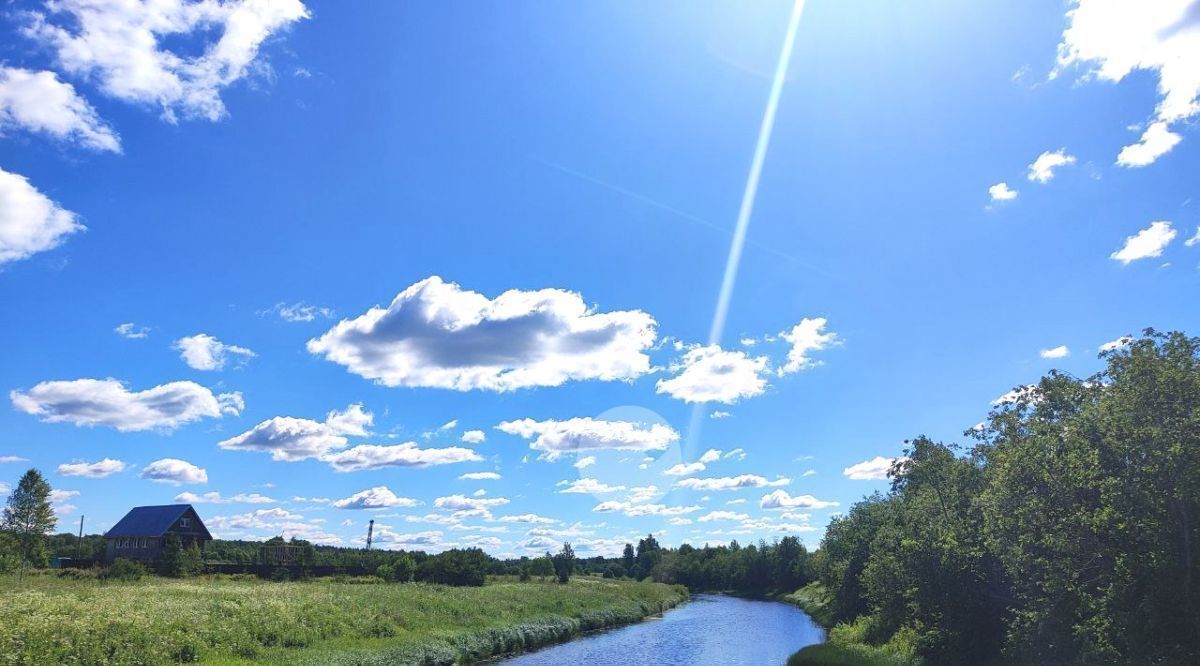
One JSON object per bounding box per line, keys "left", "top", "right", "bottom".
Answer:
{"left": 415, "top": 548, "right": 490, "bottom": 586}
{"left": 101, "top": 558, "right": 147, "bottom": 581}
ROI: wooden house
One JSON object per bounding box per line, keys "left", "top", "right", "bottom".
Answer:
{"left": 103, "top": 504, "right": 212, "bottom": 563}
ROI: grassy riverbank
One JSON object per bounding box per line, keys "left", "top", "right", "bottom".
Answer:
{"left": 0, "top": 572, "right": 687, "bottom": 664}
{"left": 784, "top": 583, "right": 920, "bottom": 666}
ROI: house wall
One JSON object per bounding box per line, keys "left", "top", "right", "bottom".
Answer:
{"left": 105, "top": 536, "right": 164, "bottom": 563}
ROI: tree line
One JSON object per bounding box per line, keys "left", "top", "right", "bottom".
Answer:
{"left": 808, "top": 330, "right": 1200, "bottom": 664}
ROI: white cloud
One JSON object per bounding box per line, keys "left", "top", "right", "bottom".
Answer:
{"left": 333, "top": 486, "right": 419, "bottom": 510}
{"left": 114, "top": 323, "right": 149, "bottom": 339}
{"left": 699, "top": 449, "right": 722, "bottom": 464}
{"left": 656, "top": 345, "right": 768, "bottom": 403}
{"left": 989, "top": 182, "right": 1018, "bottom": 202}
{"left": 664, "top": 462, "right": 706, "bottom": 477}
{"left": 0, "top": 482, "right": 9, "bottom": 495}
{"left": 496, "top": 417, "right": 678, "bottom": 459}
{"left": 843, "top": 456, "right": 902, "bottom": 481}
{"left": 0, "top": 456, "right": 29, "bottom": 464}
{"left": 497, "top": 513, "right": 558, "bottom": 525}
{"left": 459, "top": 471, "right": 501, "bottom": 481}
{"left": 1056, "top": 0, "right": 1200, "bottom": 166}
{"left": 709, "top": 410, "right": 732, "bottom": 420}
{"left": 1040, "top": 345, "right": 1070, "bottom": 359}
{"left": 698, "top": 510, "right": 748, "bottom": 522}
{"left": 307, "top": 276, "right": 657, "bottom": 392}
{"left": 1100, "top": 335, "right": 1133, "bottom": 352}
{"left": 779, "top": 318, "right": 838, "bottom": 375}
{"left": 461, "top": 430, "right": 486, "bottom": 444}
{"left": 992, "top": 384, "right": 1039, "bottom": 406}
{"left": 57, "top": 458, "right": 126, "bottom": 478}
{"left": 1027, "top": 149, "right": 1077, "bottom": 183}
{"left": 0, "top": 66, "right": 119, "bottom": 151}
{"left": 557, "top": 478, "right": 626, "bottom": 494}
{"left": 573, "top": 455, "right": 596, "bottom": 470}
{"left": 723, "top": 448, "right": 747, "bottom": 461}
{"left": 141, "top": 458, "right": 207, "bottom": 485}
{"left": 322, "top": 442, "right": 482, "bottom": 472}
{"left": 174, "top": 333, "right": 255, "bottom": 371}
{"left": 759, "top": 490, "right": 840, "bottom": 510}
{"left": 592, "top": 501, "right": 700, "bottom": 517}
{"left": 174, "top": 491, "right": 275, "bottom": 504}
{"left": 50, "top": 489, "right": 79, "bottom": 514}
{"left": 218, "top": 403, "right": 371, "bottom": 462}
{"left": 1184, "top": 227, "right": 1200, "bottom": 247}
{"left": 0, "top": 167, "right": 85, "bottom": 265}
{"left": 675, "top": 474, "right": 790, "bottom": 491}
{"left": 1110, "top": 221, "right": 1177, "bottom": 264}
{"left": 265, "top": 301, "right": 334, "bottom": 322}
{"left": 433, "top": 494, "right": 510, "bottom": 512}
{"left": 26, "top": 0, "right": 311, "bottom": 122}
{"left": 11, "top": 378, "right": 241, "bottom": 431}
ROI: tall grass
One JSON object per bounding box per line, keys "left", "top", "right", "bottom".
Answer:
{"left": 0, "top": 573, "right": 686, "bottom": 665}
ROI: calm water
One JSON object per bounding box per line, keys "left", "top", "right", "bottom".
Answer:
{"left": 499, "top": 594, "right": 825, "bottom": 665}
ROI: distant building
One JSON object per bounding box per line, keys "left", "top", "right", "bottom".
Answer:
{"left": 103, "top": 504, "right": 212, "bottom": 564}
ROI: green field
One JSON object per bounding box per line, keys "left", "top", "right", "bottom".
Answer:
{"left": 0, "top": 572, "right": 687, "bottom": 665}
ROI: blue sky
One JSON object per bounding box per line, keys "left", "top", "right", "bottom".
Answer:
{"left": 1, "top": 0, "right": 1197, "bottom": 557}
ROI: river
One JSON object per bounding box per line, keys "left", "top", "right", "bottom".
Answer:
{"left": 498, "top": 594, "right": 825, "bottom": 664}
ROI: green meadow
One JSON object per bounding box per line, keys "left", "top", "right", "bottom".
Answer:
{"left": 0, "top": 572, "right": 687, "bottom": 665}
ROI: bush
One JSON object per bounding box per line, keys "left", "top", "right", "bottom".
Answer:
{"left": 100, "top": 558, "right": 147, "bottom": 581}
{"left": 415, "top": 548, "right": 490, "bottom": 586}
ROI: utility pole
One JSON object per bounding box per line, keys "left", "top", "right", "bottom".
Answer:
{"left": 366, "top": 519, "right": 374, "bottom": 551}
{"left": 75, "top": 515, "right": 85, "bottom": 561}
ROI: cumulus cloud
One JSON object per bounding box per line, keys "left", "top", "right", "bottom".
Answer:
{"left": 1110, "top": 221, "right": 1177, "bottom": 264}
{"left": 1027, "top": 149, "right": 1077, "bottom": 183}
{"left": 25, "top": 0, "right": 311, "bottom": 122}
{"left": 433, "top": 494, "right": 510, "bottom": 512}
{"left": 573, "top": 455, "right": 596, "bottom": 470}
{"left": 496, "top": 417, "right": 678, "bottom": 459}
{"left": 306, "top": 276, "right": 657, "bottom": 392}
{"left": 174, "top": 333, "right": 255, "bottom": 371}
{"left": 1100, "top": 335, "right": 1133, "bottom": 352}
{"left": 0, "top": 66, "right": 120, "bottom": 151}
{"left": 333, "top": 486, "right": 419, "bottom": 510}
{"left": 779, "top": 318, "right": 838, "bottom": 375}
{"left": 843, "top": 456, "right": 902, "bottom": 481}
{"left": 989, "top": 182, "right": 1018, "bottom": 202}
{"left": 676, "top": 474, "right": 790, "bottom": 491}
{"left": 50, "top": 489, "right": 79, "bottom": 514}
{"left": 461, "top": 430, "right": 486, "bottom": 444}
{"left": 141, "top": 458, "right": 207, "bottom": 485}
{"left": 322, "top": 442, "right": 482, "bottom": 472}
{"left": 218, "top": 403, "right": 371, "bottom": 462}
{"left": 699, "top": 449, "right": 722, "bottom": 464}
{"left": 459, "top": 471, "right": 501, "bottom": 480}
{"left": 0, "top": 167, "right": 85, "bottom": 265}
{"left": 114, "top": 323, "right": 149, "bottom": 339}
{"left": 174, "top": 491, "right": 276, "bottom": 504}
{"left": 497, "top": 513, "right": 558, "bottom": 525}
{"left": 11, "top": 378, "right": 241, "bottom": 431}
{"left": 759, "top": 490, "right": 840, "bottom": 510}
{"left": 57, "top": 458, "right": 126, "bottom": 478}
{"left": 723, "top": 448, "right": 747, "bottom": 461}
{"left": 664, "top": 462, "right": 706, "bottom": 477}
{"left": 265, "top": 301, "right": 334, "bottom": 322}
{"left": 698, "top": 510, "right": 748, "bottom": 522}
{"left": 1055, "top": 0, "right": 1200, "bottom": 166}
{"left": 1040, "top": 345, "right": 1070, "bottom": 359}
{"left": 709, "top": 410, "right": 732, "bottom": 419}
{"left": 0, "top": 456, "right": 29, "bottom": 464}
{"left": 1185, "top": 227, "right": 1200, "bottom": 247}
{"left": 656, "top": 345, "right": 769, "bottom": 403}
{"left": 592, "top": 501, "right": 700, "bottom": 517}
{"left": 557, "top": 478, "right": 626, "bottom": 494}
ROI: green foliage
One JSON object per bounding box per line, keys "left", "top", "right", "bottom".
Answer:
{"left": 811, "top": 330, "right": 1200, "bottom": 665}
{"left": 415, "top": 547, "right": 490, "bottom": 586}
{"left": 0, "top": 532, "right": 23, "bottom": 574}
{"left": 0, "top": 572, "right": 686, "bottom": 664}
{"left": 1, "top": 468, "right": 56, "bottom": 567}
{"left": 375, "top": 552, "right": 414, "bottom": 582}
{"left": 157, "top": 534, "right": 203, "bottom": 577}
{"left": 101, "top": 558, "right": 148, "bottom": 581}
{"left": 529, "top": 554, "right": 554, "bottom": 580}
{"left": 553, "top": 542, "right": 576, "bottom": 583}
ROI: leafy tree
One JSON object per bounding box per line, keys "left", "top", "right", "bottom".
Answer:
{"left": 622, "top": 542, "right": 635, "bottom": 576}
{"left": 159, "top": 534, "right": 203, "bottom": 577}
{"left": 1, "top": 468, "right": 56, "bottom": 568}
{"left": 415, "top": 547, "right": 490, "bottom": 586}
{"left": 553, "top": 542, "right": 576, "bottom": 583}
{"left": 530, "top": 554, "right": 554, "bottom": 580}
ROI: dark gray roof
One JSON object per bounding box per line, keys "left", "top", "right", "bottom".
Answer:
{"left": 104, "top": 504, "right": 209, "bottom": 539}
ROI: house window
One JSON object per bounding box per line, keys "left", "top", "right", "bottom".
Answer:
{"left": 180, "top": 517, "right": 191, "bottom": 528}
